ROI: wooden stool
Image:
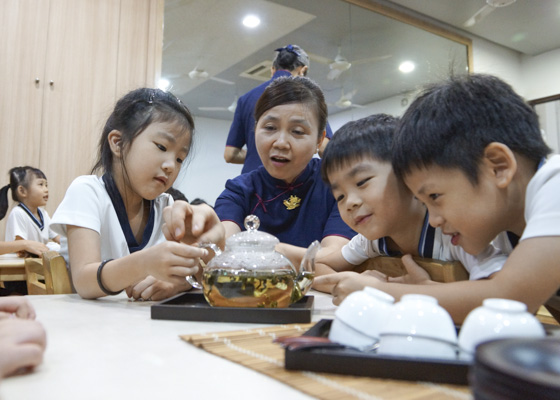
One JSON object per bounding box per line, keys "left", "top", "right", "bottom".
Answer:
{"left": 25, "top": 251, "right": 72, "bottom": 295}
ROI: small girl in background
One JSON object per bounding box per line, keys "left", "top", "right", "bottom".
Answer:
{"left": 1, "top": 166, "right": 60, "bottom": 255}
{"left": 51, "top": 88, "right": 224, "bottom": 301}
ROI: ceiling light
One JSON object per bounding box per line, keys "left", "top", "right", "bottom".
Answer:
{"left": 157, "top": 78, "right": 170, "bottom": 91}
{"left": 242, "top": 14, "right": 260, "bottom": 28}
{"left": 399, "top": 61, "right": 415, "bottom": 73}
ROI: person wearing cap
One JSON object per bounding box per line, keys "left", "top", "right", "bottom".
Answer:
{"left": 224, "top": 44, "right": 333, "bottom": 174}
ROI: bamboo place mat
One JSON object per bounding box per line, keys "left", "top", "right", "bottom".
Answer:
{"left": 180, "top": 323, "right": 472, "bottom": 400}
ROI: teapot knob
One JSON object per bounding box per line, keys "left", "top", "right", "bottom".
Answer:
{"left": 244, "top": 215, "right": 260, "bottom": 231}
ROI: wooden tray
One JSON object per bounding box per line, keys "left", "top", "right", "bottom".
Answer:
{"left": 151, "top": 292, "right": 314, "bottom": 324}
{"left": 355, "top": 256, "right": 469, "bottom": 282}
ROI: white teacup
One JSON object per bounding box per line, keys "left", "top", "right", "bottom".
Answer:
{"left": 458, "top": 298, "right": 546, "bottom": 356}
{"left": 328, "top": 287, "right": 395, "bottom": 349}
{"left": 378, "top": 294, "right": 458, "bottom": 359}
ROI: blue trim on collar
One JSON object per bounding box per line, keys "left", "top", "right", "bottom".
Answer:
{"left": 418, "top": 211, "right": 435, "bottom": 258}
{"left": 102, "top": 174, "right": 155, "bottom": 254}
{"left": 378, "top": 237, "right": 400, "bottom": 257}
{"left": 506, "top": 231, "right": 519, "bottom": 248}
{"left": 18, "top": 203, "right": 44, "bottom": 231}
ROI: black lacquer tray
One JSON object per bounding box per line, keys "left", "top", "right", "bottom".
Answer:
{"left": 285, "top": 319, "right": 471, "bottom": 385}
{"left": 284, "top": 319, "right": 560, "bottom": 385}
{"left": 151, "top": 292, "right": 314, "bottom": 324}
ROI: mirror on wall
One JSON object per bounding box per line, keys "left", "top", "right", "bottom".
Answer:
{"left": 161, "top": 0, "right": 471, "bottom": 121}
{"left": 531, "top": 95, "right": 560, "bottom": 155}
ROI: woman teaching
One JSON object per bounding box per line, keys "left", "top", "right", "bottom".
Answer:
{"left": 214, "top": 76, "right": 355, "bottom": 265}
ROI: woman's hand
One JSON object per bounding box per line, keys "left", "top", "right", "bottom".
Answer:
{"left": 125, "top": 275, "right": 191, "bottom": 301}
{"left": 0, "top": 297, "right": 36, "bottom": 320}
{"left": 163, "top": 201, "right": 225, "bottom": 248}
{"left": 0, "top": 318, "right": 46, "bottom": 379}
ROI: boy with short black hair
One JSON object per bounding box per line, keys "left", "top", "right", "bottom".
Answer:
{"left": 313, "top": 113, "right": 507, "bottom": 299}
{"left": 316, "top": 74, "right": 560, "bottom": 323}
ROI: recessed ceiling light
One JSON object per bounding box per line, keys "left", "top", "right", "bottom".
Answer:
{"left": 242, "top": 14, "right": 260, "bottom": 28}
{"left": 157, "top": 78, "right": 170, "bottom": 91}
{"left": 399, "top": 61, "right": 415, "bottom": 73}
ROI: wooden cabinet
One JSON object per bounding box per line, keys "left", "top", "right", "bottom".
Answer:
{"left": 0, "top": 0, "right": 163, "bottom": 236}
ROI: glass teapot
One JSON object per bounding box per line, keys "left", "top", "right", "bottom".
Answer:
{"left": 187, "top": 215, "right": 319, "bottom": 308}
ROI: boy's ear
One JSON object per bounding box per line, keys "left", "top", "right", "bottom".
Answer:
{"left": 107, "top": 130, "right": 123, "bottom": 158}
{"left": 482, "top": 142, "right": 517, "bottom": 188}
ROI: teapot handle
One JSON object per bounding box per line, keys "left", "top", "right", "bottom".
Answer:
{"left": 186, "top": 243, "right": 222, "bottom": 290}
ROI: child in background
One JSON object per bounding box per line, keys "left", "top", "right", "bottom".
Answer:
{"left": 1, "top": 167, "right": 60, "bottom": 252}
{"left": 51, "top": 88, "right": 224, "bottom": 301}
{"left": 313, "top": 114, "right": 506, "bottom": 297}
{"left": 318, "top": 74, "right": 558, "bottom": 323}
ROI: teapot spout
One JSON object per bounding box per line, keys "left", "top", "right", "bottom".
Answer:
{"left": 292, "top": 241, "right": 320, "bottom": 303}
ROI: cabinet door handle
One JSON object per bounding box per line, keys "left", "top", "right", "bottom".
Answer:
{"left": 35, "top": 78, "right": 40, "bottom": 84}
{"left": 49, "top": 80, "right": 54, "bottom": 86}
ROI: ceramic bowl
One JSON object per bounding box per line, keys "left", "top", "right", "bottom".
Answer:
{"left": 328, "top": 287, "right": 394, "bottom": 349}
{"left": 377, "top": 294, "right": 458, "bottom": 358}
{"left": 458, "top": 298, "right": 546, "bottom": 355}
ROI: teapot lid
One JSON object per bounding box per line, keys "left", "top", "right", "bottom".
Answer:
{"left": 226, "top": 215, "right": 279, "bottom": 249}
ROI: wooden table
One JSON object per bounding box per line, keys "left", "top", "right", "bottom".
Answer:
{"left": 3, "top": 291, "right": 556, "bottom": 399}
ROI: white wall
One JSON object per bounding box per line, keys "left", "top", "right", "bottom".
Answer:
{"left": 470, "top": 37, "right": 524, "bottom": 94}
{"left": 521, "top": 48, "right": 560, "bottom": 100}
{"left": 173, "top": 116, "right": 242, "bottom": 206}
{"left": 177, "top": 36, "right": 560, "bottom": 205}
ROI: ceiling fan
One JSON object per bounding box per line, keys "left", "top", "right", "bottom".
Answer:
{"left": 187, "top": 67, "right": 235, "bottom": 85}
{"left": 330, "top": 89, "right": 364, "bottom": 109}
{"left": 198, "top": 96, "right": 237, "bottom": 113}
{"left": 463, "top": 0, "right": 516, "bottom": 27}
{"left": 309, "top": 47, "right": 392, "bottom": 81}
{"left": 166, "top": 66, "right": 235, "bottom": 85}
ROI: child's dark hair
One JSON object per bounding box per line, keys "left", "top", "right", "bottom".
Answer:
{"left": 392, "top": 73, "right": 551, "bottom": 184}
{"left": 92, "top": 88, "right": 195, "bottom": 175}
{"left": 254, "top": 76, "right": 327, "bottom": 139}
{"left": 321, "top": 114, "right": 398, "bottom": 184}
{"left": 190, "top": 198, "right": 209, "bottom": 206}
{"left": 165, "top": 187, "right": 188, "bottom": 202}
{"left": 0, "top": 166, "right": 47, "bottom": 220}
{"left": 272, "top": 44, "right": 309, "bottom": 75}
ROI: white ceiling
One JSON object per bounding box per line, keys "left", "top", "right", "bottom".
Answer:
{"left": 162, "top": 0, "right": 560, "bottom": 121}
{"left": 389, "top": 0, "right": 560, "bottom": 56}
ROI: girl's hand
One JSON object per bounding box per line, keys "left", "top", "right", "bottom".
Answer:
{"left": 0, "top": 297, "right": 36, "bottom": 320}
{"left": 126, "top": 276, "right": 191, "bottom": 301}
{"left": 0, "top": 318, "right": 46, "bottom": 378}
{"left": 141, "top": 241, "right": 207, "bottom": 284}
{"left": 163, "top": 201, "right": 225, "bottom": 247}
{"left": 18, "top": 240, "right": 49, "bottom": 258}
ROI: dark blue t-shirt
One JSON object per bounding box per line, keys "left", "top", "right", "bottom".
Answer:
{"left": 225, "top": 70, "right": 334, "bottom": 174}
{"left": 214, "top": 158, "right": 355, "bottom": 247}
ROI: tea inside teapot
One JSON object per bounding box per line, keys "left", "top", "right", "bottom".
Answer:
{"left": 203, "top": 269, "right": 297, "bottom": 308}
{"left": 189, "top": 215, "right": 318, "bottom": 308}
